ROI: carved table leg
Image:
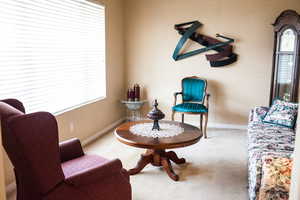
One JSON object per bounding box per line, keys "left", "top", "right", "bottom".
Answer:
{"left": 166, "top": 151, "right": 186, "bottom": 164}
{"left": 129, "top": 149, "right": 185, "bottom": 181}
{"left": 128, "top": 151, "right": 153, "bottom": 175}
{"left": 161, "top": 157, "right": 179, "bottom": 181}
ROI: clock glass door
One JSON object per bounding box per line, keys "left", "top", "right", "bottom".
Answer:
{"left": 275, "top": 28, "right": 297, "bottom": 101}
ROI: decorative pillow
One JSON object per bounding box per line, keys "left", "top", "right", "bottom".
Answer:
{"left": 251, "top": 106, "right": 269, "bottom": 123}
{"left": 258, "top": 156, "right": 293, "bottom": 200}
{"left": 263, "top": 100, "right": 298, "bottom": 128}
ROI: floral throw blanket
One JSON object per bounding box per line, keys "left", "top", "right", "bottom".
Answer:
{"left": 247, "top": 107, "right": 295, "bottom": 200}
{"left": 258, "top": 156, "right": 293, "bottom": 200}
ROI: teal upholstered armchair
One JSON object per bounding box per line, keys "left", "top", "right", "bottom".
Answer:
{"left": 171, "top": 76, "right": 210, "bottom": 138}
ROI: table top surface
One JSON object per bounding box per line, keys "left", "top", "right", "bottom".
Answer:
{"left": 114, "top": 120, "right": 202, "bottom": 149}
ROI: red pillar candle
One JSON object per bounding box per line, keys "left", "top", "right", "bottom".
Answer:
{"left": 129, "top": 89, "right": 135, "bottom": 101}
{"left": 134, "top": 84, "right": 140, "bottom": 101}
{"left": 127, "top": 88, "right": 131, "bottom": 101}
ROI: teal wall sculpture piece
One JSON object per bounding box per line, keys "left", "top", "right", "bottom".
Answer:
{"left": 173, "top": 21, "right": 238, "bottom": 67}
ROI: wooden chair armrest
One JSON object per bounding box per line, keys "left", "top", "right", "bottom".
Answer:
{"left": 173, "top": 92, "right": 182, "bottom": 106}
{"left": 205, "top": 93, "right": 210, "bottom": 110}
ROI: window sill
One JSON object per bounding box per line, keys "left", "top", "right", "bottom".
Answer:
{"left": 54, "top": 97, "right": 106, "bottom": 117}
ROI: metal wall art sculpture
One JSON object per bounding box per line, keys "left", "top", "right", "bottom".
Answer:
{"left": 173, "top": 21, "right": 238, "bottom": 67}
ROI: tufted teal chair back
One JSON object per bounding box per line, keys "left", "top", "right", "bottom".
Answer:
{"left": 182, "top": 77, "right": 207, "bottom": 103}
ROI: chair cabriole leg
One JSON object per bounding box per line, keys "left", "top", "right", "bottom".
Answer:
{"left": 171, "top": 111, "right": 175, "bottom": 121}
{"left": 203, "top": 113, "right": 208, "bottom": 138}
{"left": 200, "top": 114, "right": 203, "bottom": 132}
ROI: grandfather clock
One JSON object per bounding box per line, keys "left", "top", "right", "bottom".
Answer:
{"left": 269, "top": 10, "right": 300, "bottom": 105}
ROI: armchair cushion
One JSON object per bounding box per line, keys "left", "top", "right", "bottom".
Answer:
{"left": 63, "top": 155, "right": 124, "bottom": 186}
{"left": 60, "top": 138, "right": 84, "bottom": 163}
{"left": 172, "top": 103, "right": 208, "bottom": 113}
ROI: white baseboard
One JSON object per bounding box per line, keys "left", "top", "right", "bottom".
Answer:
{"left": 208, "top": 123, "right": 247, "bottom": 130}
{"left": 5, "top": 118, "right": 126, "bottom": 195}
{"left": 82, "top": 118, "right": 125, "bottom": 146}
{"left": 180, "top": 119, "right": 247, "bottom": 130}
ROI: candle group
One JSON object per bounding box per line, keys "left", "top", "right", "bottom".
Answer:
{"left": 127, "top": 84, "right": 140, "bottom": 101}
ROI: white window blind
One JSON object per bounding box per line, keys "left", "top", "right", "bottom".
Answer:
{"left": 0, "top": 0, "right": 106, "bottom": 114}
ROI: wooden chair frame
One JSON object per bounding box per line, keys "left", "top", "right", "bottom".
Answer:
{"left": 171, "top": 76, "right": 210, "bottom": 138}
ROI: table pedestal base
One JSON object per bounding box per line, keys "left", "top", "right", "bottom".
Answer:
{"left": 129, "top": 149, "right": 186, "bottom": 181}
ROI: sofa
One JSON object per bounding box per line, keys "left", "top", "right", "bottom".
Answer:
{"left": 247, "top": 106, "right": 296, "bottom": 200}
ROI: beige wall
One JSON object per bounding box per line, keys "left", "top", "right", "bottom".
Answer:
{"left": 125, "top": 0, "right": 300, "bottom": 126}
{"left": 4, "top": 0, "right": 125, "bottom": 186}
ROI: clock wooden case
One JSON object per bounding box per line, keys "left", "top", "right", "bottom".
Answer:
{"left": 269, "top": 10, "right": 300, "bottom": 105}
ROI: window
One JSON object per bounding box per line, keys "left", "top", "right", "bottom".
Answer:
{"left": 0, "top": 0, "right": 106, "bottom": 114}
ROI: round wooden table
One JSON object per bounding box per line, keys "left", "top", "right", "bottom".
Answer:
{"left": 114, "top": 120, "right": 202, "bottom": 181}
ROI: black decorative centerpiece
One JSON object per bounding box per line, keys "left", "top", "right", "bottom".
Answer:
{"left": 147, "top": 99, "right": 165, "bottom": 130}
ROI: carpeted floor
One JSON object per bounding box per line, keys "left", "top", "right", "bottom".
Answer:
{"left": 85, "top": 127, "right": 249, "bottom": 200}
{"left": 7, "top": 127, "right": 248, "bottom": 200}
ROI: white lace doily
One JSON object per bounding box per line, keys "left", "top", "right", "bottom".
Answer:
{"left": 129, "top": 123, "right": 184, "bottom": 138}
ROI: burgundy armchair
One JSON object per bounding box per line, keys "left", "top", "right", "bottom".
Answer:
{"left": 0, "top": 99, "right": 131, "bottom": 200}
